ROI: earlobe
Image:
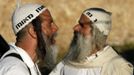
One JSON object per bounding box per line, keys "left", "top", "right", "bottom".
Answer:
{"left": 28, "top": 25, "right": 37, "bottom": 39}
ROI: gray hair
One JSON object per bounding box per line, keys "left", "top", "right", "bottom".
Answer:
{"left": 64, "top": 8, "right": 111, "bottom": 63}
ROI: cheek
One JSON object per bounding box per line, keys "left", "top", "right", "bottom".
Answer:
{"left": 42, "top": 27, "right": 52, "bottom": 38}
{"left": 41, "top": 23, "right": 49, "bottom": 35}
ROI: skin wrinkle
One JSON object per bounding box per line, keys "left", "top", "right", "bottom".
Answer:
{"left": 36, "top": 9, "right": 58, "bottom": 69}
{"left": 16, "top": 9, "right": 58, "bottom": 69}
{"left": 64, "top": 13, "right": 107, "bottom": 65}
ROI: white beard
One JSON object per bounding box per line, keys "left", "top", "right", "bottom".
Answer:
{"left": 64, "top": 32, "right": 93, "bottom": 63}
{"left": 76, "top": 34, "right": 93, "bottom": 61}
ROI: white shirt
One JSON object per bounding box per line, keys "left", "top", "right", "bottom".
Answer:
{"left": 0, "top": 43, "right": 41, "bottom": 75}
{"left": 49, "top": 46, "right": 133, "bottom": 75}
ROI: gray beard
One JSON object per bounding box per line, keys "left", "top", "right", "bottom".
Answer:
{"left": 44, "top": 44, "right": 58, "bottom": 69}
{"left": 76, "top": 34, "right": 93, "bottom": 61}
{"left": 64, "top": 32, "right": 93, "bottom": 62}
{"left": 41, "top": 34, "right": 58, "bottom": 69}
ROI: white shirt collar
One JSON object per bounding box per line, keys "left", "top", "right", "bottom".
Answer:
{"left": 9, "top": 43, "right": 35, "bottom": 68}
{"left": 86, "top": 45, "right": 110, "bottom": 61}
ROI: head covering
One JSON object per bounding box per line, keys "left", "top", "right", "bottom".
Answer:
{"left": 12, "top": 3, "right": 47, "bottom": 34}
{"left": 83, "top": 8, "right": 112, "bottom": 35}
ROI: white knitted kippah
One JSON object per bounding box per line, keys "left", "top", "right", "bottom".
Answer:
{"left": 12, "top": 3, "right": 46, "bottom": 34}
{"left": 83, "top": 9, "right": 111, "bottom": 35}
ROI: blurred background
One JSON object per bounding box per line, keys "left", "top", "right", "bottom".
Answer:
{"left": 0, "top": 0, "right": 134, "bottom": 67}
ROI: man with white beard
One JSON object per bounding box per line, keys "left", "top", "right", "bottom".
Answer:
{"left": 49, "top": 8, "right": 133, "bottom": 75}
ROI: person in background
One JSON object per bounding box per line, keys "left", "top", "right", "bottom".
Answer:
{"left": 49, "top": 7, "right": 133, "bottom": 75}
{"left": 0, "top": 3, "right": 58, "bottom": 75}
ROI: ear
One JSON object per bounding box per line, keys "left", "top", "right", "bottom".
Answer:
{"left": 28, "top": 25, "right": 37, "bottom": 39}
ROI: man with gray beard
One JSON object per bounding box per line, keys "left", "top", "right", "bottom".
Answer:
{"left": 49, "top": 8, "right": 133, "bottom": 75}
{"left": 0, "top": 3, "right": 59, "bottom": 75}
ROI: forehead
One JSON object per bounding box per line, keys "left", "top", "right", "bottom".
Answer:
{"left": 39, "top": 9, "right": 52, "bottom": 20}
{"left": 79, "top": 14, "right": 91, "bottom": 23}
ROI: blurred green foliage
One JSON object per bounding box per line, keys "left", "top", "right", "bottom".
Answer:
{"left": 112, "top": 42, "right": 134, "bottom": 65}
{"left": 112, "top": 42, "right": 134, "bottom": 53}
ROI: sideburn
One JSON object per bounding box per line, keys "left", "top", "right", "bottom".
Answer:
{"left": 92, "top": 26, "right": 107, "bottom": 51}
{"left": 32, "top": 17, "right": 46, "bottom": 61}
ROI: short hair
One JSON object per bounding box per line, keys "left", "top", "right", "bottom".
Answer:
{"left": 16, "top": 25, "right": 29, "bottom": 42}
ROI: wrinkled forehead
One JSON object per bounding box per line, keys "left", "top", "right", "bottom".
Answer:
{"left": 82, "top": 9, "right": 112, "bottom": 35}
{"left": 79, "top": 14, "right": 92, "bottom": 23}
{"left": 39, "top": 9, "right": 52, "bottom": 20}
{"left": 83, "top": 9, "right": 111, "bottom": 23}
{"left": 40, "top": 9, "right": 51, "bottom": 16}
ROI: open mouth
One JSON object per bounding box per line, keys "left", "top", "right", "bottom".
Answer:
{"left": 51, "top": 38, "right": 56, "bottom": 44}
{"left": 50, "top": 33, "right": 57, "bottom": 44}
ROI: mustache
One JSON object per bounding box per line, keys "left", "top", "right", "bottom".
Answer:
{"left": 74, "top": 31, "right": 79, "bottom": 38}
{"left": 52, "top": 32, "right": 57, "bottom": 38}
{"left": 49, "top": 32, "right": 57, "bottom": 40}
{"left": 49, "top": 32, "right": 57, "bottom": 44}
{"left": 71, "top": 31, "right": 79, "bottom": 42}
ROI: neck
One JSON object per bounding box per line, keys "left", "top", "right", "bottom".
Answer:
{"left": 15, "top": 40, "right": 37, "bottom": 63}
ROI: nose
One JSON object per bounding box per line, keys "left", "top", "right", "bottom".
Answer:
{"left": 73, "top": 24, "right": 81, "bottom": 32}
{"left": 52, "top": 23, "right": 58, "bottom": 33}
